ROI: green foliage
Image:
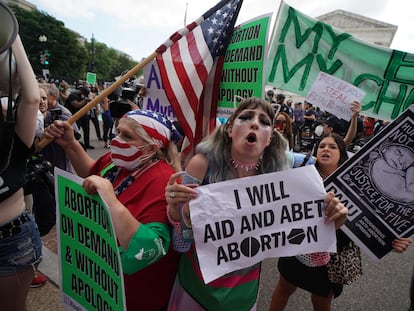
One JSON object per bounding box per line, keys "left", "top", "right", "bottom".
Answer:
{"left": 9, "top": 5, "right": 139, "bottom": 84}
{"left": 84, "top": 41, "right": 139, "bottom": 83}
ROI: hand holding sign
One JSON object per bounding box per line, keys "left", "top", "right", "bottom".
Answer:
{"left": 188, "top": 166, "right": 347, "bottom": 284}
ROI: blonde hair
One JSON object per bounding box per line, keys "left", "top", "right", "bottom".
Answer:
{"left": 124, "top": 118, "right": 182, "bottom": 172}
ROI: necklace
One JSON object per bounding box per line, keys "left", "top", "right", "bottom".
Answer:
{"left": 231, "top": 158, "right": 261, "bottom": 172}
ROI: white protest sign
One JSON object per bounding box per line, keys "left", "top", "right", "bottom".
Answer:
{"left": 306, "top": 72, "right": 365, "bottom": 121}
{"left": 190, "top": 165, "right": 336, "bottom": 284}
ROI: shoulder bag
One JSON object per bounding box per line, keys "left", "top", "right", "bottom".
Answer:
{"left": 327, "top": 240, "right": 363, "bottom": 285}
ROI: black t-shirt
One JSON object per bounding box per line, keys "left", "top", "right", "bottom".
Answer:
{"left": 304, "top": 109, "right": 316, "bottom": 127}
{"left": 65, "top": 92, "right": 83, "bottom": 114}
{"left": 280, "top": 104, "right": 293, "bottom": 118}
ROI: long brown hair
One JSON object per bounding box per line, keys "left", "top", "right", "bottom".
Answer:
{"left": 314, "top": 133, "right": 349, "bottom": 171}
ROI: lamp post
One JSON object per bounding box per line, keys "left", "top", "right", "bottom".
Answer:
{"left": 90, "top": 34, "right": 95, "bottom": 72}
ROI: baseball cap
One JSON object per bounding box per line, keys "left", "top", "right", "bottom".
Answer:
{"left": 320, "top": 116, "right": 341, "bottom": 132}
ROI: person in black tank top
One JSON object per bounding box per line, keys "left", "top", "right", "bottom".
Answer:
{"left": 0, "top": 30, "right": 43, "bottom": 310}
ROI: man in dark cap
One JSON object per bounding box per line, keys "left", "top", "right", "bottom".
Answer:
{"left": 318, "top": 101, "right": 362, "bottom": 149}
{"left": 320, "top": 115, "right": 343, "bottom": 135}
{"left": 277, "top": 93, "right": 293, "bottom": 118}
{"left": 65, "top": 86, "right": 94, "bottom": 149}
{"left": 303, "top": 101, "right": 315, "bottom": 128}
{"left": 266, "top": 89, "right": 276, "bottom": 104}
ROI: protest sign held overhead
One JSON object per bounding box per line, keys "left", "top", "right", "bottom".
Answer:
{"left": 189, "top": 165, "right": 336, "bottom": 284}
{"left": 306, "top": 72, "right": 365, "bottom": 121}
{"left": 267, "top": 1, "right": 414, "bottom": 121}
{"left": 325, "top": 105, "right": 414, "bottom": 260}
{"left": 216, "top": 14, "right": 271, "bottom": 119}
{"left": 55, "top": 168, "right": 125, "bottom": 311}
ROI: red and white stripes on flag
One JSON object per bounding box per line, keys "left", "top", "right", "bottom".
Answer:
{"left": 156, "top": 0, "right": 243, "bottom": 160}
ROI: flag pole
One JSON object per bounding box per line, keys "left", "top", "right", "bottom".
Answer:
{"left": 184, "top": 3, "right": 188, "bottom": 26}
{"left": 37, "top": 51, "right": 157, "bottom": 150}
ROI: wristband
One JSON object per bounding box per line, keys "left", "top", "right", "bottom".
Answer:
{"left": 166, "top": 204, "right": 181, "bottom": 232}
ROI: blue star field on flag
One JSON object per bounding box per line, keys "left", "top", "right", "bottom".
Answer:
{"left": 201, "top": 0, "right": 239, "bottom": 57}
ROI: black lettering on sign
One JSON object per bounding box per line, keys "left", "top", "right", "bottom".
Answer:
{"left": 281, "top": 200, "right": 324, "bottom": 223}
{"left": 240, "top": 210, "right": 275, "bottom": 233}
{"left": 204, "top": 220, "right": 234, "bottom": 242}
{"left": 71, "top": 273, "right": 115, "bottom": 310}
{"left": 75, "top": 249, "right": 119, "bottom": 302}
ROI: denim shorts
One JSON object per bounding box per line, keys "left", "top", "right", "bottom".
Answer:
{"left": 0, "top": 212, "right": 42, "bottom": 276}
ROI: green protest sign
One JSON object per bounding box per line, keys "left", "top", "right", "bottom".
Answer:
{"left": 267, "top": 2, "right": 414, "bottom": 121}
{"left": 217, "top": 14, "right": 271, "bottom": 119}
{"left": 55, "top": 168, "right": 125, "bottom": 311}
{"left": 86, "top": 72, "right": 97, "bottom": 85}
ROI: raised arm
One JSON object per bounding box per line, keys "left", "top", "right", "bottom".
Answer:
{"left": 12, "top": 35, "right": 40, "bottom": 147}
{"left": 343, "top": 101, "right": 361, "bottom": 149}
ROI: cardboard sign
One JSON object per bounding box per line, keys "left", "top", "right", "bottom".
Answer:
{"left": 306, "top": 72, "right": 365, "bottom": 121}
{"left": 325, "top": 105, "right": 414, "bottom": 260}
{"left": 55, "top": 168, "right": 125, "bottom": 311}
{"left": 86, "top": 72, "right": 97, "bottom": 85}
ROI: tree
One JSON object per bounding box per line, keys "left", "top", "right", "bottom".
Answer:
{"left": 10, "top": 5, "right": 140, "bottom": 84}
{"left": 84, "top": 41, "right": 139, "bottom": 83}
{"left": 11, "top": 5, "right": 87, "bottom": 82}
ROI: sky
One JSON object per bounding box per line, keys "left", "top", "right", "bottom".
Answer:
{"left": 28, "top": 0, "right": 414, "bottom": 62}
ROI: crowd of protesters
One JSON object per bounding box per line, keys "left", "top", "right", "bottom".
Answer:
{"left": 1, "top": 54, "right": 411, "bottom": 311}
{"left": 265, "top": 90, "right": 390, "bottom": 155}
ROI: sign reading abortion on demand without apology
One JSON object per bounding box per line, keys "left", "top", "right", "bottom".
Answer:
{"left": 190, "top": 165, "right": 336, "bottom": 284}
{"left": 55, "top": 168, "right": 125, "bottom": 311}
{"left": 216, "top": 14, "right": 271, "bottom": 119}
{"left": 325, "top": 105, "right": 414, "bottom": 260}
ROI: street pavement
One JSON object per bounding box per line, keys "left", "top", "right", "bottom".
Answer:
{"left": 257, "top": 248, "right": 413, "bottom": 311}
{"left": 28, "top": 122, "right": 413, "bottom": 310}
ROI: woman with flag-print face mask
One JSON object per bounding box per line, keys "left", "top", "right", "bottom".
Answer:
{"left": 46, "top": 109, "right": 183, "bottom": 310}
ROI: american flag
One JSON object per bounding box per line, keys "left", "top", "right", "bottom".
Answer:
{"left": 156, "top": 0, "right": 243, "bottom": 160}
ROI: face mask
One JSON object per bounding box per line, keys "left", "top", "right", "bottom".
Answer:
{"left": 110, "top": 136, "right": 153, "bottom": 170}
{"left": 314, "top": 125, "right": 324, "bottom": 137}
{"left": 274, "top": 119, "right": 286, "bottom": 132}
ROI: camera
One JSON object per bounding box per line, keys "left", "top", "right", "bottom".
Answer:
{"left": 108, "top": 78, "right": 140, "bottom": 118}
{"left": 50, "top": 108, "right": 62, "bottom": 121}
{"left": 25, "top": 155, "right": 55, "bottom": 195}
